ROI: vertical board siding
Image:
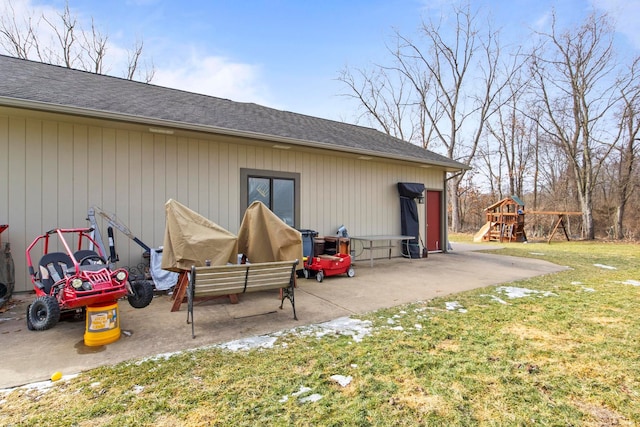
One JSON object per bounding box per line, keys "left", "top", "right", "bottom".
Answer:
{"left": 72, "top": 125, "right": 89, "bottom": 231}
{"left": 24, "top": 120, "right": 42, "bottom": 240}
{"left": 3, "top": 110, "right": 445, "bottom": 292}
{"left": 8, "top": 117, "right": 27, "bottom": 257}
{"left": 128, "top": 131, "right": 144, "bottom": 257}
{"left": 0, "top": 115, "right": 8, "bottom": 235}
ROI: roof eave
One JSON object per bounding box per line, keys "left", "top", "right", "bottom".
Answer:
{"left": 0, "top": 96, "right": 469, "bottom": 172}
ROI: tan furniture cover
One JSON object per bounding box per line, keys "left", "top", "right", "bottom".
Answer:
{"left": 161, "top": 199, "right": 238, "bottom": 272}
{"left": 237, "top": 201, "right": 303, "bottom": 263}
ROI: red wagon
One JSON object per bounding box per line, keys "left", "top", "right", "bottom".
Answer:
{"left": 304, "top": 253, "right": 355, "bottom": 282}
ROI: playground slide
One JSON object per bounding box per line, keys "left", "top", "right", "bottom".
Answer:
{"left": 473, "top": 221, "right": 491, "bottom": 242}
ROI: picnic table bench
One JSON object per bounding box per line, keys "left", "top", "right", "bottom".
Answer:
{"left": 187, "top": 259, "right": 299, "bottom": 338}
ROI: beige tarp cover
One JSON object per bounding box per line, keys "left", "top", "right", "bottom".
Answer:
{"left": 161, "top": 199, "right": 238, "bottom": 272}
{"left": 237, "top": 201, "right": 303, "bottom": 263}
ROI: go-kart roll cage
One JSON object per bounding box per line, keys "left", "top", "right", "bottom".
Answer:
{"left": 26, "top": 227, "right": 109, "bottom": 278}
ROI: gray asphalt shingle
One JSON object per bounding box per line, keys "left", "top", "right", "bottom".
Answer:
{"left": 0, "top": 54, "right": 466, "bottom": 170}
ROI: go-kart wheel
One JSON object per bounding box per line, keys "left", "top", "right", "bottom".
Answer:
{"left": 79, "top": 255, "right": 107, "bottom": 266}
{"left": 303, "top": 269, "right": 310, "bottom": 279}
{"left": 27, "top": 296, "right": 61, "bottom": 331}
{"left": 127, "top": 281, "right": 154, "bottom": 308}
{"left": 347, "top": 266, "right": 355, "bottom": 277}
{"left": 316, "top": 271, "right": 324, "bottom": 283}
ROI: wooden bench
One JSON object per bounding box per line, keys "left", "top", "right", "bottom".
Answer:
{"left": 187, "top": 259, "right": 299, "bottom": 338}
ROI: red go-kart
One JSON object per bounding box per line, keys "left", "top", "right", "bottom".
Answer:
{"left": 26, "top": 227, "right": 154, "bottom": 331}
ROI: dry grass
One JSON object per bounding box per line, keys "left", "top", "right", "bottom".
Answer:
{"left": 1, "top": 239, "right": 638, "bottom": 426}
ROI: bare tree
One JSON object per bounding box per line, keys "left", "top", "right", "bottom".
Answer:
{"left": 0, "top": 0, "right": 38, "bottom": 59}
{"left": 41, "top": 2, "right": 78, "bottom": 68}
{"left": 482, "top": 55, "right": 533, "bottom": 198}
{"left": 476, "top": 137, "right": 504, "bottom": 199}
{"left": 338, "top": 3, "right": 507, "bottom": 232}
{"left": 0, "top": 0, "right": 152, "bottom": 81}
{"left": 609, "top": 58, "right": 640, "bottom": 239}
{"left": 79, "top": 17, "right": 108, "bottom": 74}
{"left": 337, "top": 67, "right": 419, "bottom": 144}
{"left": 528, "top": 12, "right": 623, "bottom": 239}
{"left": 126, "top": 38, "right": 155, "bottom": 83}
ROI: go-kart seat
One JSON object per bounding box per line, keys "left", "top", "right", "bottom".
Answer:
{"left": 73, "top": 249, "right": 107, "bottom": 265}
{"left": 38, "top": 252, "right": 73, "bottom": 294}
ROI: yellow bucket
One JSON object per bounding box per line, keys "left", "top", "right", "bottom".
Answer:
{"left": 84, "top": 301, "right": 121, "bottom": 346}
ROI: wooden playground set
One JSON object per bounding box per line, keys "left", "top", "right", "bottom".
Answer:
{"left": 474, "top": 196, "right": 581, "bottom": 244}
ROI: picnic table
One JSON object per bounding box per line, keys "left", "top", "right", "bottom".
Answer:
{"left": 350, "top": 235, "right": 414, "bottom": 267}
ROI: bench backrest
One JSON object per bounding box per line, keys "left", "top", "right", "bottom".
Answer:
{"left": 190, "top": 260, "right": 298, "bottom": 298}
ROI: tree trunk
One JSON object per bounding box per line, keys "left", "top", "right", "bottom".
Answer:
{"left": 577, "top": 190, "right": 595, "bottom": 240}
{"left": 615, "top": 203, "right": 625, "bottom": 239}
{"left": 448, "top": 178, "right": 462, "bottom": 232}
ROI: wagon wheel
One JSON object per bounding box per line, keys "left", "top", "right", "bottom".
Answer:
{"left": 316, "top": 271, "right": 324, "bottom": 283}
{"left": 347, "top": 266, "right": 355, "bottom": 277}
{"left": 303, "top": 269, "right": 310, "bottom": 279}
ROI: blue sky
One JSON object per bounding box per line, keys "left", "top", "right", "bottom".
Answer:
{"left": 3, "top": 0, "right": 640, "bottom": 123}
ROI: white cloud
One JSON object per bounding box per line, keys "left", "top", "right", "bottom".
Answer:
{"left": 152, "top": 53, "right": 272, "bottom": 104}
{"left": 0, "top": 0, "right": 274, "bottom": 105}
{"left": 0, "top": 0, "right": 64, "bottom": 56}
{"left": 591, "top": 0, "right": 640, "bottom": 48}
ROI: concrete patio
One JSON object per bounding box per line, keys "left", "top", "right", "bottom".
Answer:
{"left": 0, "top": 243, "right": 566, "bottom": 389}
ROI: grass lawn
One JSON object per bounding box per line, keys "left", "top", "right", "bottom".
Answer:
{"left": 1, "top": 240, "right": 638, "bottom": 426}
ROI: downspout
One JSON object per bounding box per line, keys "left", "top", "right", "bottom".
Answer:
{"left": 442, "top": 170, "right": 465, "bottom": 254}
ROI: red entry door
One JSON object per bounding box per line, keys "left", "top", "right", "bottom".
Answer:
{"left": 426, "top": 191, "right": 441, "bottom": 251}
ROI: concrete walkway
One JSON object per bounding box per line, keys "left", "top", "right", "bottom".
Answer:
{"left": 0, "top": 243, "right": 566, "bottom": 389}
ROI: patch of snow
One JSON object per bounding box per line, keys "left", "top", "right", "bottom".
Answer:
{"left": 10, "top": 317, "right": 375, "bottom": 392}
{"left": 445, "top": 301, "right": 467, "bottom": 313}
{"left": 445, "top": 301, "right": 460, "bottom": 310}
{"left": 622, "top": 280, "right": 640, "bottom": 287}
{"left": 132, "top": 385, "right": 144, "bottom": 394}
{"left": 414, "top": 324, "right": 423, "bottom": 330}
{"left": 0, "top": 374, "right": 79, "bottom": 395}
{"left": 284, "top": 385, "right": 324, "bottom": 402}
{"left": 390, "top": 326, "right": 404, "bottom": 331}
{"left": 570, "top": 281, "right": 583, "bottom": 285}
{"left": 495, "top": 286, "right": 557, "bottom": 299}
{"left": 481, "top": 294, "right": 508, "bottom": 305}
{"left": 299, "top": 393, "right": 323, "bottom": 403}
{"left": 594, "top": 263, "right": 617, "bottom": 270}
{"left": 292, "top": 386, "right": 312, "bottom": 396}
{"left": 136, "top": 351, "right": 182, "bottom": 364}
{"left": 330, "top": 375, "right": 353, "bottom": 387}
{"left": 529, "top": 252, "right": 545, "bottom": 255}
{"left": 288, "top": 385, "right": 323, "bottom": 402}
{"left": 387, "top": 318, "right": 395, "bottom": 324}
{"left": 582, "top": 287, "right": 596, "bottom": 292}
{"left": 350, "top": 364, "right": 358, "bottom": 368}
{"left": 218, "top": 335, "right": 278, "bottom": 351}
{"left": 300, "top": 317, "right": 373, "bottom": 343}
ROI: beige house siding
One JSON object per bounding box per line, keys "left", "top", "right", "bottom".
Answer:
{"left": 1, "top": 107, "right": 444, "bottom": 292}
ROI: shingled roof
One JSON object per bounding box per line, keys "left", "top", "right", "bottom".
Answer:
{"left": 0, "top": 54, "right": 467, "bottom": 171}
